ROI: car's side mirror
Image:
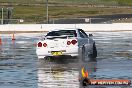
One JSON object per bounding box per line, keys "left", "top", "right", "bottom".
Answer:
{"left": 89, "top": 34, "right": 93, "bottom": 37}
{"left": 43, "top": 36, "right": 46, "bottom": 40}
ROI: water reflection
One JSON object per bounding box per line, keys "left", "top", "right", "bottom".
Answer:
{"left": 0, "top": 32, "right": 132, "bottom": 88}
{"left": 37, "top": 54, "right": 97, "bottom": 88}
{"left": 79, "top": 56, "right": 97, "bottom": 88}
{"left": 37, "top": 57, "right": 80, "bottom": 88}
{"left": 0, "top": 34, "right": 38, "bottom": 88}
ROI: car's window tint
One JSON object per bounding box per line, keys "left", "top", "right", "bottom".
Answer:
{"left": 78, "top": 31, "right": 85, "bottom": 38}
{"left": 78, "top": 29, "right": 88, "bottom": 38}
{"left": 80, "top": 29, "right": 88, "bottom": 37}
{"left": 46, "top": 30, "right": 77, "bottom": 37}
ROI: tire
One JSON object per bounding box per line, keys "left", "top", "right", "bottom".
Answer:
{"left": 92, "top": 43, "right": 97, "bottom": 58}
{"left": 88, "top": 43, "right": 97, "bottom": 59}
{"left": 82, "top": 46, "right": 85, "bottom": 60}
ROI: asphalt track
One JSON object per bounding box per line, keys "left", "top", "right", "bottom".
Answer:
{"left": 0, "top": 32, "right": 132, "bottom": 88}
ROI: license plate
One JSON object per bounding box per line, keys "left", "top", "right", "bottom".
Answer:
{"left": 51, "top": 51, "right": 62, "bottom": 56}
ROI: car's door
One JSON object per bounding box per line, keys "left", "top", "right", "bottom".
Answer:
{"left": 78, "top": 29, "right": 89, "bottom": 47}
{"left": 78, "top": 29, "right": 94, "bottom": 53}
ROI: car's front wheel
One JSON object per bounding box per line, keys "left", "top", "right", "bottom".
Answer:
{"left": 82, "top": 46, "right": 85, "bottom": 60}
{"left": 88, "top": 43, "right": 97, "bottom": 60}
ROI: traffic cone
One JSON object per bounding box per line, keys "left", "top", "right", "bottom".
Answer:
{"left": 12, "top": 33, "right": 16, "bottom": 40}
{"left": 0, "top": 37, "right": 2, "bottom": 45}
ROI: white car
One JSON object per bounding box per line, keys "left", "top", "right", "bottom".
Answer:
{"left": 36, "top": 28, "right": 97, "bottom": 60}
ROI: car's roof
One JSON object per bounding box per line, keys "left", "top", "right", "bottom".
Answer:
{"left": 50, "top": 28, "right": 80, "bottom": 31}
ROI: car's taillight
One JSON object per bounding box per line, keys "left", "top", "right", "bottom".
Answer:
{"left": 71, "top": 40, "right": 77, "bottom": 45}
{"left": 67, "top": 40, "right": 77, "bottom": 45}
{"left": 43, "top": 43, "right": 47, "bottom": 47}
{"left": 38, "top": 42, "right": 42, "bottom": 47}
{"left": 67, "top": 41, "right": 71, "bottom": 45}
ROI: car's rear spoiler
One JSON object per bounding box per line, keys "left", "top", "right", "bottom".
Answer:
{"left": 45, "top": 35, "right": 75, "bottom": 39}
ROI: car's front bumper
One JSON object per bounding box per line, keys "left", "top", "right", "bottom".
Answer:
{"left": 36, "top": 46, "right": 79, "bottom": 58}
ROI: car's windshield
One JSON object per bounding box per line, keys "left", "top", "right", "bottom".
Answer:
{"left": 46, "top": 30, "right": 77, "bottom": 37}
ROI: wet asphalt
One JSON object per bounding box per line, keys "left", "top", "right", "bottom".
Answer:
{"left": 0, "top": 31, "right": 132, "bottom": 88}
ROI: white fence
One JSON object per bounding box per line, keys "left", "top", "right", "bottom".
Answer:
{"left": 0, "top": 23, "right": 132, "bottom": 32}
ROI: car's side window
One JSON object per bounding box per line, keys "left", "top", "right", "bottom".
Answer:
{"left": 80, "top": 29, "right": 88, "bottom": 38}
{"left": 78, "top": 30, "right": 85, "bottom": 38}
{"left": 78, "top": 29, "right": 88, "bottom": 38}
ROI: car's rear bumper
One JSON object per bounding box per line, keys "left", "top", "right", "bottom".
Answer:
{"left": 36, "top": 46, "right": 79, "bottom": 58}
